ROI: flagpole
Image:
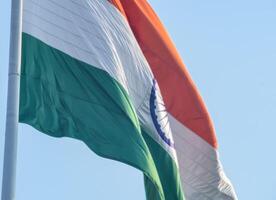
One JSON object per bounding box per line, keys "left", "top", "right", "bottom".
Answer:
{"left": 1, "top": 0, "right": 23, "bottom": 199}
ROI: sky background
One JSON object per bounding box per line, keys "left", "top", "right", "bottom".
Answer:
{"left": 1, "top": 0, "right": 276, "bottom": 199}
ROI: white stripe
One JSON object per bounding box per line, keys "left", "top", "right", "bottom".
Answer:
{"left": 168, "top": 114, "right": 238, "bottom": 200}
{"left": 23, "top": 0, "right": 151, "bottom": 106}
{"left": 23, "top": 0, "right": 177, "bottom": 161}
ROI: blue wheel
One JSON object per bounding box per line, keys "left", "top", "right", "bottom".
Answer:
{"left": 150, "top": 79, "right": 174, "bottom": 147}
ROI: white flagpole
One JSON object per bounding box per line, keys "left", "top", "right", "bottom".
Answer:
{"left": 1, "top": 0, "right": 23, "bottom": 199}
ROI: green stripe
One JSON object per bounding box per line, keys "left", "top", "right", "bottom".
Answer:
{"left": 20, "top": 33, "right": 185, "bottom": 200}
{"left": 20, "top": 33, "right": 164, "bottom": 199}
{"left": 142, "top": 132, "right": 185, "bottom": 200}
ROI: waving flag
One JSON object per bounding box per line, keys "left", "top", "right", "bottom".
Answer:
{"left": 19, "top": 0, "right": 237, "bottom": 199}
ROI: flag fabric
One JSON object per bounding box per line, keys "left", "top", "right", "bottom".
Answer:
{"left": 109, "top": 1, "right": 237, "bottom": 199}
{"left": 19, "top": 0, "right": 237, "bottom": 200}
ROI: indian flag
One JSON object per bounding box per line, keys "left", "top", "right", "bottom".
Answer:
{"left": 19, "top": 0, "right": 237, "bottom": 199}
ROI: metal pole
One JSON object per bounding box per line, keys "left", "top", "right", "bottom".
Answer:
{"left": 1, "top": 0, "right": 22, "bottom": 199}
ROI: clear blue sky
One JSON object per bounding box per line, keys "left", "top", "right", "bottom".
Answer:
{"left": 1, "top": 0, "right": 275, "bottom": 199}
